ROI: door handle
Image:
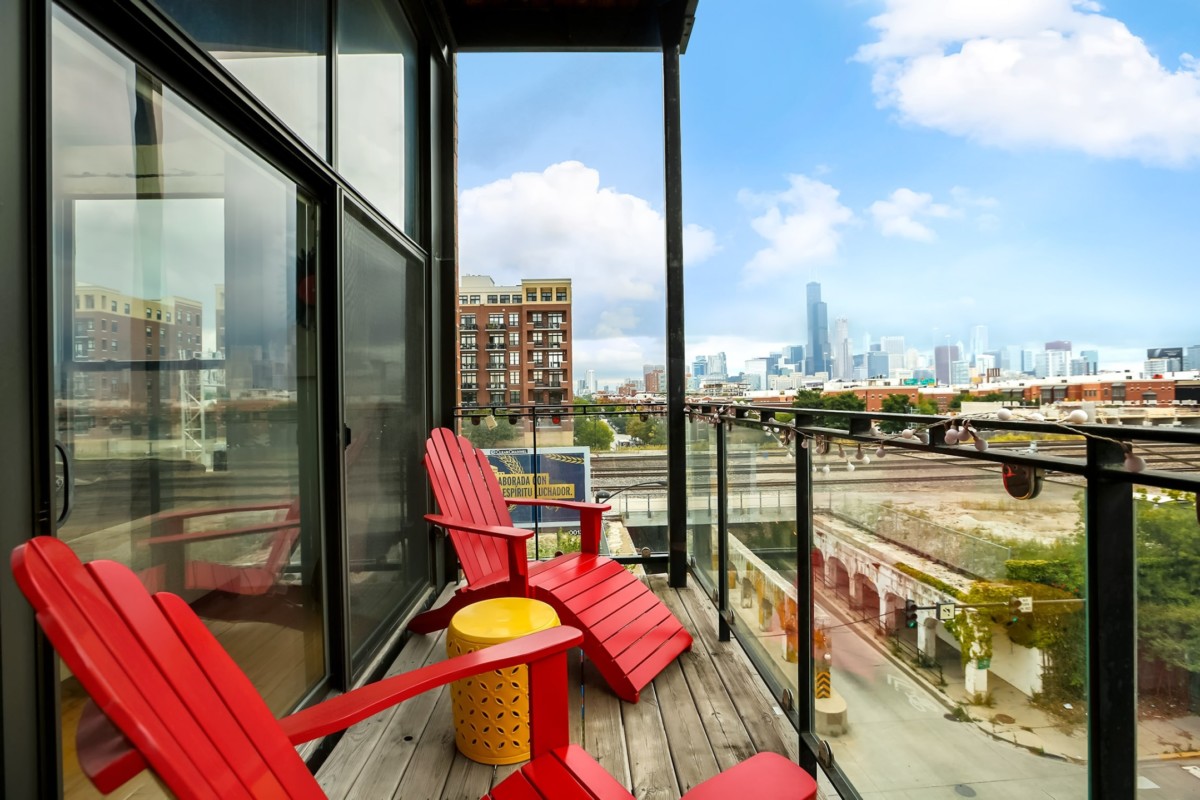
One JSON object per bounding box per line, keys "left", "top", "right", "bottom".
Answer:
{"left": 55, "top": 439, "right": 73, "bottom": 526}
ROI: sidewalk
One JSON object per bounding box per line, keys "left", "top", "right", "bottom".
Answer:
{"left": 816, "top": 584, "right": 1200, "bottom": 763}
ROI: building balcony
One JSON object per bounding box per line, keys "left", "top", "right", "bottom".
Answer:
{"left": 485, "top": 323, "right": 507, "bottom": 330}
{"left": 485, "top": 343, "right": 506, "bottom": 350}
{"left": 459, "top": 323, "right": 478, "bottom": 331}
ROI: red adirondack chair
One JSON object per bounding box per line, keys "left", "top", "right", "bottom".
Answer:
{"left": 12, "top": 537, "right": 815, "bottom": 799}
{"left": 411, "top": 428, "right": 694, "bottom": 703}
{"left": 138, "top": 499, "right": 302, "bottom": 596}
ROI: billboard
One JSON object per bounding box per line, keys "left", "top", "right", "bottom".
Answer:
{"left": 482, "top": 446, "right": 592, "bottom": 527}
{"left": 1147, "top": 347, "right": 1183, "bottom": 360}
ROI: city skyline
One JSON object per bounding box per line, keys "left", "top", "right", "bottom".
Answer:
{"left": 458, "top": 1, "right": 1200, "bottom": 386}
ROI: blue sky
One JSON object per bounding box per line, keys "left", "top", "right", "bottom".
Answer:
{"left": 457, "top": 1, "right": 1200, "bottom": 385}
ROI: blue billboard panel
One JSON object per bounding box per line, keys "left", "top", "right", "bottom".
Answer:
{"left": 482, "top": 446, "right": 592, "bottom": 527}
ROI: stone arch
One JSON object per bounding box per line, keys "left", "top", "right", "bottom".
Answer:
{"left": 884, "top": 591, "right": 906, "bottom": 632}
{"left": 811, "top": 548, "right": 825, "bottom": 586}
{"left": 854, "top": 572, "right": 881, "bottom": 621}
{"left": 827, "top": 556, "right": 850, "bottom": 602}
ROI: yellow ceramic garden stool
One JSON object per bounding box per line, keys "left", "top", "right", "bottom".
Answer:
{"left": 446, "top": 597, "right": 560, "bottom": 764}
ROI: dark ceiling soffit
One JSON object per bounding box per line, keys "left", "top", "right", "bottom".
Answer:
{"left": 442, "top": 0, "right": 698, "bottom": 53}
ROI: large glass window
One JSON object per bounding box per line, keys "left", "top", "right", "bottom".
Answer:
{"left": 51, "top": 7, "right": 324, "bottom": 797}
{"left": 341, "top": 205, "right": 429, "bottom": 666}
{"left": 152, "top": 0, "right": 328, "bottom": 155}
{"left": 337, "top": 0, "right": 420, "bottom": 235}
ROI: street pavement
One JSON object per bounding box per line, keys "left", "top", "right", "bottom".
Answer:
{"left": 818, "top": 599, "right": 1088, "bottom": 798}
{"left": 816, "top": 599, "right": 1200, "bottom": 798}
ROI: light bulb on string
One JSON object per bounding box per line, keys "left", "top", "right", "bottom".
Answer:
{"left": 875, "top": 445, "right": 887, "bottom": 459}
{"left": 1030, "top": 412, "right": 1045, "bottom": 422}
{"left": 1124, "top": 446, "right": 1147, "bottom": 473}
{"left": 821, "top": 464, "right": 831, "bottom": 475}
{"left": 944, "top": 426, "right": 960, "bottom": 445}
{"left": 846, "top": 461, "right": 855, "bottom": 472}
{"left": 854, "top": 444, "right": 866, "bottom": 462}
{"left": 901, "top": 428, "right": 915, "bottom": 439}
{"left": 1064, "top": 409, "right": 1088, "bottom": 424}
{"left": 917, "top": 430, "right": 930, "bottom": 445}
{"left": 997, "top": 408, "right": 1014, "bottom": 421}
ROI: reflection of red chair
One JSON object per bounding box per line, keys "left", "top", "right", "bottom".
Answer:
{"left": 139, "top": 499, "right": 301, "bottom": 596}
{"left": 12, "top": 536, "right": 815, "bottom": 799}
{"left": 411, "top": 428, "right": 693, "bottom": 703}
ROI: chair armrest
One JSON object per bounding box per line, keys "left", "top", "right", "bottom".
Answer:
{"left": 279, "top": 626, "right": 584, "bottom": 744}
{"left": 76, "top": 627, "right": 585, "bottom": 790}
{"left": 149, "top": 503, "right": 293, "bottom": 525}
{"left": 424, "top": 514, "right": 533, "bottom": 541}
{"left": 506, "top": 499, "right": 610, "bottom": 513}
{"left": 139, "top": 519, "right": 298, "bottom": 547}
{"left": 504, "top": 500, "right": 609, "bottom": 555}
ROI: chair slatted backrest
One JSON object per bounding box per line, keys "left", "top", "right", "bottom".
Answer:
{"left": 261, "top": 497, "right": 304, "bottom": 581}
{"left": 12, "top": 537, "right": 321, "bottom": 800}
{"left": 424, "top": 428, "right": 520, "bottom": 585}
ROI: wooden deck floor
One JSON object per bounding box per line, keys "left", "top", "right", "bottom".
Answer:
{"left": 316, "top": 574, "right": 801, "bottom": 800}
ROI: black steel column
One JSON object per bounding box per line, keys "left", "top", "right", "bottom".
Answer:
{"left": 0, "top": 0, "right": 58, "bottom": 796}
{"left": 662, "top": 43, "right": 687, "bottom": 588}
{"left": 1085, "top": 438, "right": 1136, "bottom": 798}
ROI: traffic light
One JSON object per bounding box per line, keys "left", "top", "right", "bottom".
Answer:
{"left": 904, "top": 599, "right": 918, "bottom": 628}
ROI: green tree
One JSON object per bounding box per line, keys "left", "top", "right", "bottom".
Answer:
{"left": 626, "top": 416, "right": 666, "bottom": 446}
{"left": 878, "top": 394, "right": 938, "bottom": 433}
{"left": 1136, "top": 497, "right": 1200, "bottom": 673}
{"left": 605, "top": 409, "right": 630, "bottom": 435}
{"left": 791, "top": 390, "right": 866, "bottom": 429}
{"left": 573, "top": 416, "right": 614, "bottom": 451}
{"left": 460, "top": 416, "right": 522, "bottom": 448}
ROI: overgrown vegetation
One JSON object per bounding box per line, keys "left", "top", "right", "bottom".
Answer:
{"left": 791, "top": 389, "right": 867, "bottom": 429}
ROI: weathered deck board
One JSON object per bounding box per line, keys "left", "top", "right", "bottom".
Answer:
{"left": 581, "top": 658, "right": 632, "bottom": 790}
{"left": 656, "top": 584, "right": 758, "bottom": 774}
{"left": 316, "top": 632, "right": 444, "bottom": 798}
{"left": 676, "top": 578, "right": 797, "bottom": 761}
{"left": 315, "top": 573, "right": 803, "bottom": 800}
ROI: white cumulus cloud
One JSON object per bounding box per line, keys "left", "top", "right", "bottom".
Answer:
{"left": 738, "top": 174, "right": 856, "bottom": 283}
{"left": 869, "top": 187, "right": 960, "bottom": 241}
{"left": 459, "top": 161, "right": 716, "bottom": 339}
{"left": 856, "top": 0, "right": 1200, "bottom": 166}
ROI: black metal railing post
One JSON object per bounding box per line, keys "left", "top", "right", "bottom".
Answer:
{"left": 1086, "top": 437, "right": 1136, "bottom": 799}
{"left": 716, "top": 415, "right": 730, "bottom": 642}
{"left": 794, "top": 417, "right": 816, "bottom": 775}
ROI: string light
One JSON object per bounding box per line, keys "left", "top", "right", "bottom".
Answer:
{"left": 1124, "top": 445, "right": 1147, "bottom": 473}
{"left": 1063, "top": 409, "right": 1089, "bottom": 424}
{"left": 944, "top": 425, "right": 960, "bottom": 445}
{"left": 875, "top": 445, "right": 887, "bottom": 459}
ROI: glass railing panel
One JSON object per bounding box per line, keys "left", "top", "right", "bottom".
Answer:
{"left": 450, "top": 406, "right": 668, "bottom": 564}
{"left": 1134, "top": 464, "right": 1200, "bottom": 797}
{"left": 724, "top": 419, "right": 801, "bottom": 713}
{"left": 810, "top": 439, "right": 1089, "bottom": 797}
{"left": 686, "top": 413, "right": 719, "bottom": 595}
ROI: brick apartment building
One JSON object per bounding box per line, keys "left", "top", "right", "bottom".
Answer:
{"left": 457, "top": 275, "right": 572, "bottom": 409}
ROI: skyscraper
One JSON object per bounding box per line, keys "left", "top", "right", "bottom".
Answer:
{"left": 805, "top": 282, "right": 830, "bottom": 375}
{"left": 834, "top": 317, "right": 852, "bottom": 381}
{"left": 968, "top": 325, "right": 988, "bottom": 363}
{"left": 934, "top": 344, "right": 961, "bottom": 385}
